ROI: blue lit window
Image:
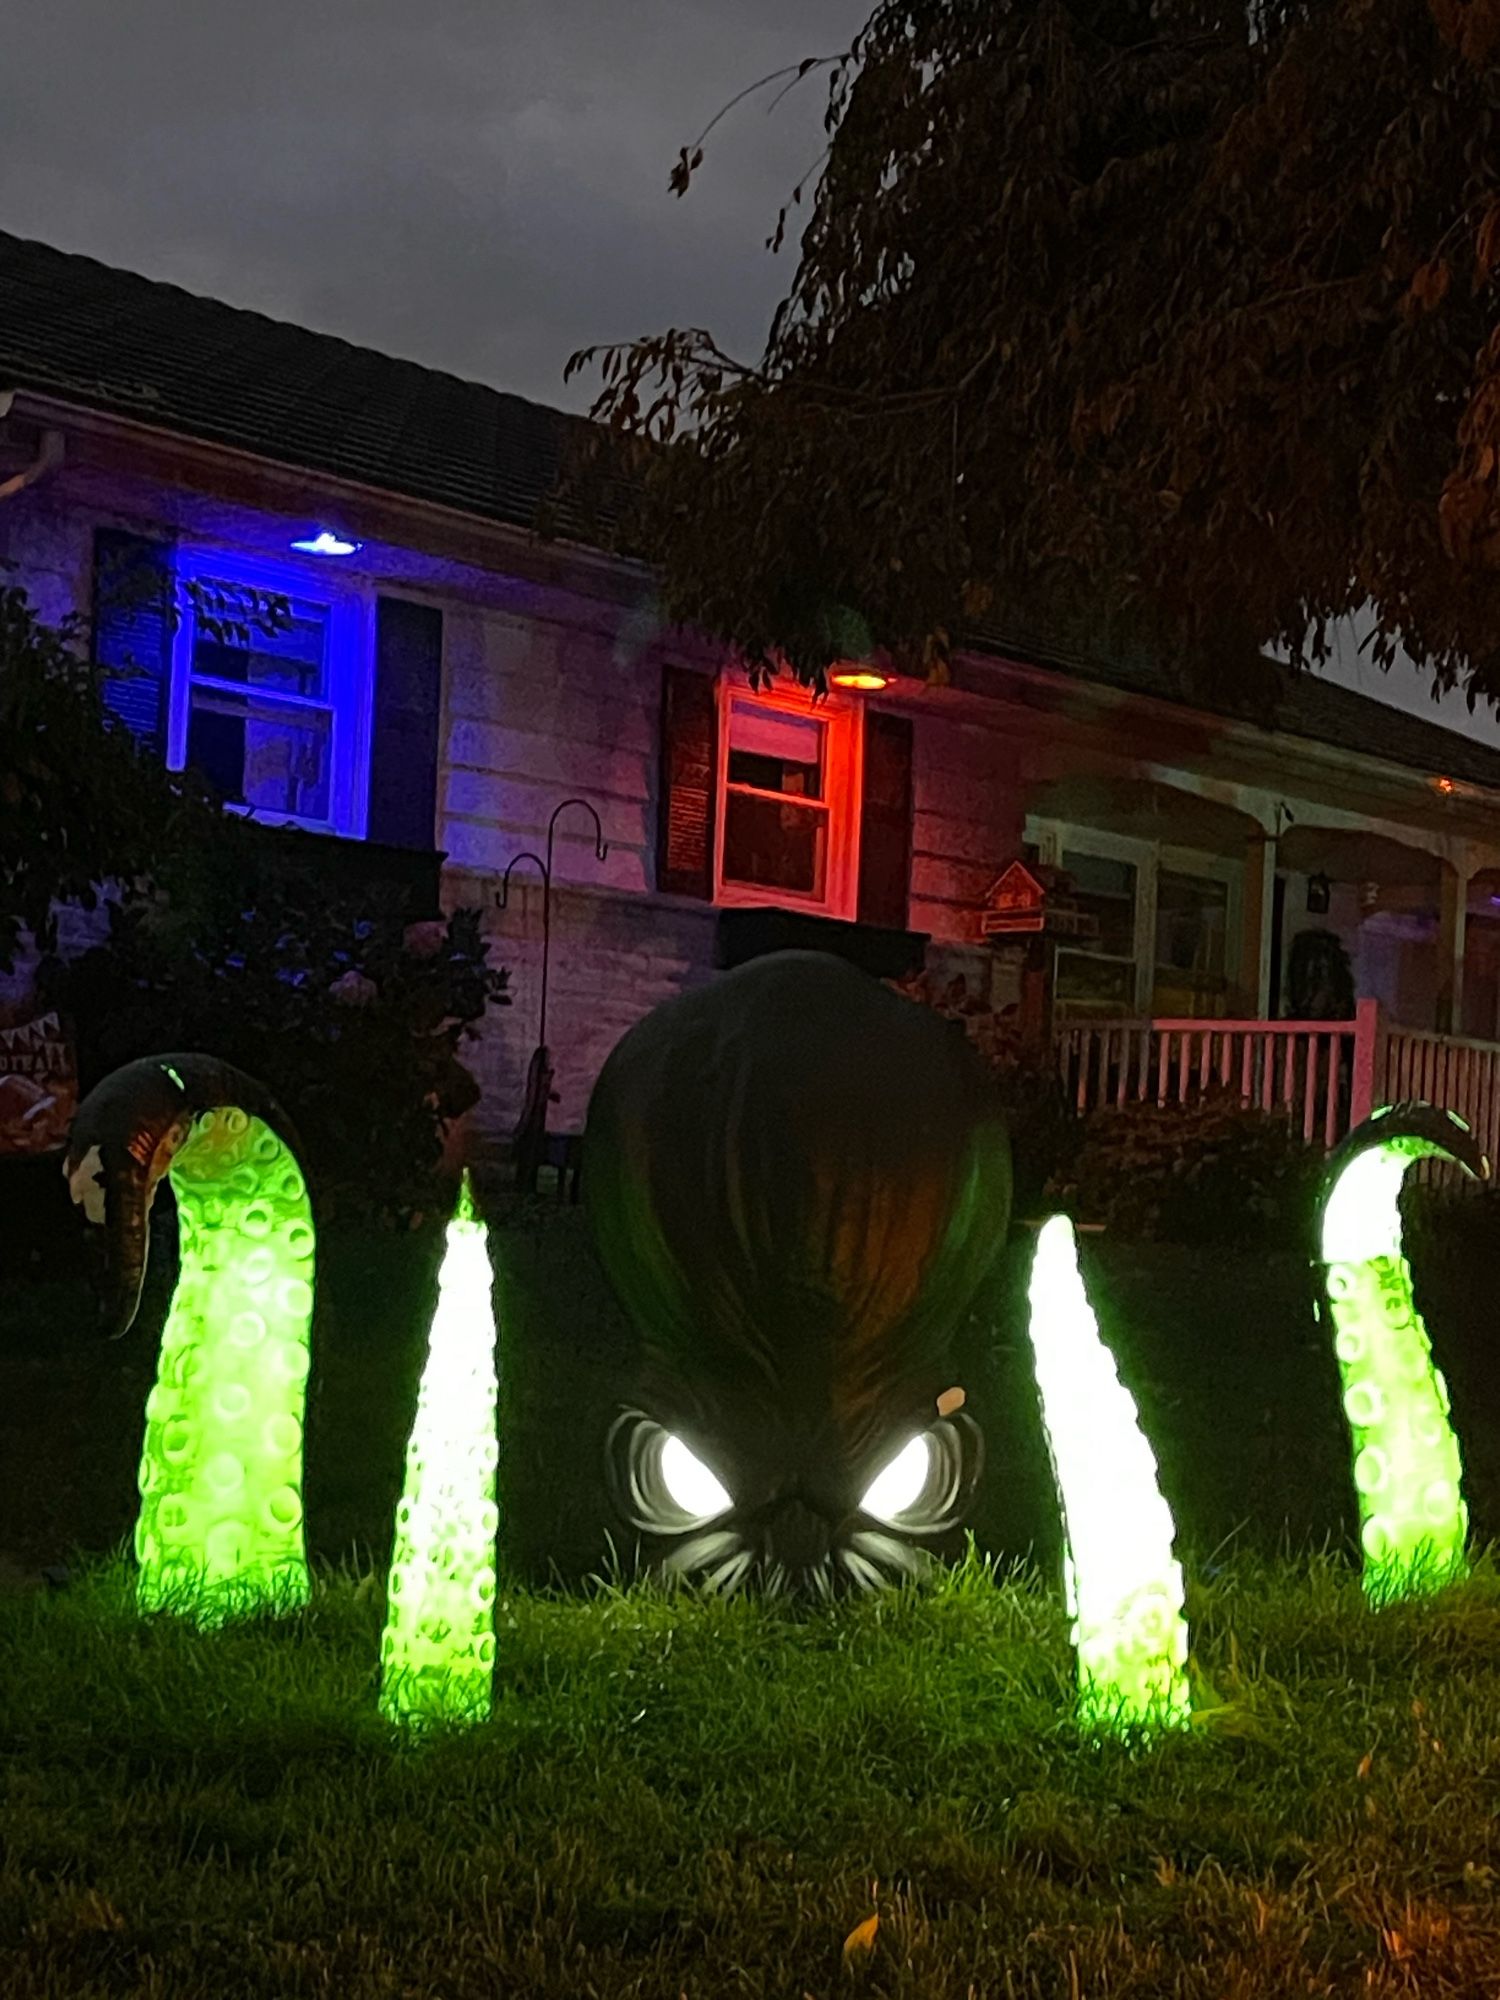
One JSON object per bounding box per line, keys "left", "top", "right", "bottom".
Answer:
{"left": 168, "top": 550, "right": 372, "bottom": 837}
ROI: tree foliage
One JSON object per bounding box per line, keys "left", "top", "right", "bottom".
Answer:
{"left": 0, "top": 581, "right": 511, "bottom": 1220}
{"left": 0, "top": 585, "right": 223, "bottom": 971}
{"left": 569, "top": 0, "right": 1500, "bottom": 702}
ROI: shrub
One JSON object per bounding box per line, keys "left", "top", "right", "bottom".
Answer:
{"left": 61, "top": 889, "right": 509, "bottom": 1227}
{"left": 1046, "top": 1091, "right": 1323, "bottom": 1247}
{"left": 0, "top": 580, "right": 510, "bottom": 1225}
{"left": 0, "top": 584, "right": 224, "bottom": 972}
{"left": 890, "top": 970, "right": 1078, "bottom": 1217}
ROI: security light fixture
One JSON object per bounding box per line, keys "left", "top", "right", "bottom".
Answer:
{"left": 290, "top": 529, "right": 362, "bottom": 557}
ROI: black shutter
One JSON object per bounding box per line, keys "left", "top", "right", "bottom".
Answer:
{"left": 368, "top": 597, "right": 443, "bottom": 849}
{"left": 857, "top": 709, "right": 914, "bottom": 929}
{"left": 657, "top": 665, "right": 718, "bottom": 898}
{"left": 91, "top": 528, "right": 172, "bottom": 752}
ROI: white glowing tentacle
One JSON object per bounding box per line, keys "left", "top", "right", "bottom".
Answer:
{"left": 1025, "top": 1216, "right": 1190, "bottom": 1728}
{"left": 1320, "top": 1135, "right": 1469, "bottom": 1598}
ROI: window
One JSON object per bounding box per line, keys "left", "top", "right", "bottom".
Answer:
{"left": 1152, "top": 870, "right": 1230, "bottom": 1016}
{"left": 1030, "top": 818, "right": 1241, "bottom": 1021}
{"left": 715, "top": 684, "right": 860, "bottom": 916}
{"left": 168, "top": 551, "right": 371, "bottom": 838}
{"left": 1054, "top": 849, "right": 1140, "bottom": 1018}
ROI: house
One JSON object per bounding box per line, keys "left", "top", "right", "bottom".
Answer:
{"left": 4, "top": 228, "right": 1500, "bottom": 1161}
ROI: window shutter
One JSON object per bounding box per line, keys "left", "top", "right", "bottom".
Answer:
{"left": 368, "top": 597, "right": 443, "bottom": 849}
{"left": 857, "top": 709, "right": 914, "bottom": 929}
{"left": 657, "top": 664, "right": 718, "bottom": 899}
{"left": 91, "top": 528, "right": 172, "bottom": 752}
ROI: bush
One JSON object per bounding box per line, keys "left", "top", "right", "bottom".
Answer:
{"left": 1046, "top": 1091, "right": 1323, "bottom": 1246}
{"left": 0, "top": 581, "right": 511, "bottom": 1226}
{"left": 61, "top": 890, "right": 509, "bottom": 1227}
{"left": 0, "top": 584, "right": 224, "bottom": 972}
{"left": 889, "top": 970, "right": 1078, "bottom": 1217}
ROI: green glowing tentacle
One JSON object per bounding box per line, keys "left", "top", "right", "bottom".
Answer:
{"left": 379, "top": 1174, "right": 500, "bottom": 1726}
{"left": 1025, "top": 1216, "right": 1190, "bottom": 1729}
{"left": 1320, "top": 1103, "right": 1487, "bottom": 1600}
{"left": 137, "top": 1108, "right": 314, "bottom": 1622}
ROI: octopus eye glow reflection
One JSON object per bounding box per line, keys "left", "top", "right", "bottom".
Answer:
{"left": 659, "top": 1436, "right": 732, "bottom": 1519}
{"left": 860, "top": 1435, "right": 931, "bottom": 1521}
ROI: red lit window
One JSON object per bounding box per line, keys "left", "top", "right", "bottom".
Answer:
{"left": 715, "top": 682, "right": 860, "bottom": 916}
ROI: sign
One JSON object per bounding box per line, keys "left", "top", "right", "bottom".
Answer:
{"left": 980, "top": 861, "right": 1046, "bottom": 936}
{"left": 979, "top": 860, "right": 1101, "bottom": 943}
{"left": 0, "top": 1011, "right": 77, "bottom": 1157}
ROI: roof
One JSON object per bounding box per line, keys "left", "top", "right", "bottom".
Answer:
{"left": 2, "top": 226, "right": 1498, "bottom": 798}
{"left": 0, "top": 227, "right": 623, "bottom": 542}
{"left": 971, "top": 610, "right": 1500, "bottom": 797}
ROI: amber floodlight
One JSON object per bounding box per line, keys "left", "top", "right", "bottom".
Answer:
{"left": 829, "top": 668, "right": 890, "bottom": 691}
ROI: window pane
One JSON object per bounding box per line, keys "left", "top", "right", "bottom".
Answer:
{"left": 1055, "top": 949, "right": 1136, "bottom": 1016}
{"left": 191, "top": 587, "right": 329, "bottom": 701}
{"left": 1062, "top": 850, "right": 1137, "bottom": 957}
{"left": 1152, "top": 870, "right": 1230, "bottom": 1016}
{"left": 727, "top": 702, "right": 824, "bottom": 799}
{"left": 187, "top": 687, "right": 332, "bottom": 822}
{"left": 722, "top": 791, "right": 826, "bottom": 898}
{"left": 1154, "top": 871, "right": 1227, "bottom": 972}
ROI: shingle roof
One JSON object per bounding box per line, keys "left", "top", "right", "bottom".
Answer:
{"left": 2, "top": 226, "right": 1498, "bottom": 798}
{"left": 0, "top": 227, "right": 620, "bottom": 540}
{"left": 971, "top": 612, "right": 1500, "bottom": 797}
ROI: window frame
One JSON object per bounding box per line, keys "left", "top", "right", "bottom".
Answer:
{"left": 167, "top": 546, "right": 374, "bottom": 839}
{"left": 713, "top": 676, "right": 863, "bottom": 919}
{"left": 1027, "top": 817, "right": 1240, "bottom": 1019}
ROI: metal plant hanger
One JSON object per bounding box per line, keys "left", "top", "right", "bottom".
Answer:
{"left": 497, "top": 798, "right": 609, "bottom": 1185}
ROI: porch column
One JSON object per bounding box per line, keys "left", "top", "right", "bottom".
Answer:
{"left": 1437, "top": 856, "right": 1469, "bottom": 1034}
{"left": 1236, "top": 827, "right": 1276, "bottom": 1017}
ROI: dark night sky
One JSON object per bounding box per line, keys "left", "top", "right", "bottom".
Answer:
{"left": 1, "top": 0, "right": 1493, "bottom": 738}
{"left": 0, "top": 0, "right": 867, "bottom": 410}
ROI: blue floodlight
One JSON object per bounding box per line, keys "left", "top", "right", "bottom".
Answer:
{"left": 290, "top": 530, "right": 362, "bottom": 557}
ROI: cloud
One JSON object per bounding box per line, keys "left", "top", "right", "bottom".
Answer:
{"left": 0, "top": 0, "right": 869, "bottom": 408}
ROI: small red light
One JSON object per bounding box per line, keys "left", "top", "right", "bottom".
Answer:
{"left": 1434, "top": 776, "right": 1456, "bottom": 795}
{"left": 829, "top": 669, "right": 890, "bottom": 692}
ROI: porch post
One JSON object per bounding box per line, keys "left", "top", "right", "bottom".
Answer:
{"left": 1349, "top": 996, "right": 1385, "bottom": 1128}
{"left": 1437, "top": 855, "right": 1469, "bottom": 1034}
{"left": 1237, "top": 826, "right": 1276, "bottom": 1017}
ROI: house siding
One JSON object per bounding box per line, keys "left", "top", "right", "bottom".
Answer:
{"left": 0, "top": 467, "right": 1036, "bottom": 1139}
{"left": 437, "top": 597, "right": 1029, "bottom": 1140}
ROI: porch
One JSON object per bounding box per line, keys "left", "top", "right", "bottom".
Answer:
{"left": 1057, "top": 999, "right": 1500, "bottom": 1165}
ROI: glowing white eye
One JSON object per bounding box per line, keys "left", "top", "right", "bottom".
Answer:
{"left": 659, "top": 1435, "right": 733, "bottom": 1519}
{"left": 860, "top": 1435, "right": 932, "bottom": 1522}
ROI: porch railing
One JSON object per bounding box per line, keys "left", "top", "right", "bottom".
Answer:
{"left": 1383, "top": 1022, "right": 1500, "bottom": 1175}
{"left": 1055, "top": 997, "right": 1500, "bottom": 1159}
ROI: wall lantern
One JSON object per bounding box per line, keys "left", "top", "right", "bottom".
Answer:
{"left": 1305, "top": 872, "right": 1331, "bottom": 915}
{"left": 289, "top": 529, "right": 362, "bottom": 557}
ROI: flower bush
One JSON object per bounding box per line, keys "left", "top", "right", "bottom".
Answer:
{"left": 1046, "top": 1092, "right": 1323, "bottom": 1248}
{"left": 62, "top": 890, "right": 509, "bottom": 1227}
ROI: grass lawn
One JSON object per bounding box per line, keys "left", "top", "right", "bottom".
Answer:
{"left": 6, "top": 1181, "right": 1500, "bottom": 1993}
{"left": 3, "top": 1554, "right": 1500, "bottom": 1997}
